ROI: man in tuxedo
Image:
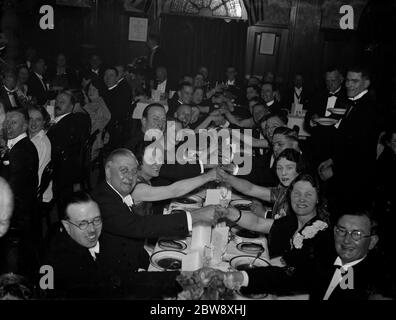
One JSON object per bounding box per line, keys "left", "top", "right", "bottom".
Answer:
{"left": 261, "top": 82, "right": 283, "bottom": 114}
{"left": 102, "top": 66, "right": 133, "bottom": 149}
{"left": 81, "top": 54, "right": 106, "bottom": 85}
{"left": 46, "top": 191, "right": 183, "bottom": 299}
{"left": 151, "top": 66, "right": 169, "bottom": 96}
{"left": 305, "top": 67, "right": 348, "bottom": 167}
{"left": 47, "top": 192, "right": 184, "bottom": 298}
{"left": 168, "top": 81, "right": 193, "bottom": 115}
{"left": 311, "top": 210, "right": 392, "bottom": 300}
{"left": 283, "top": 73, "right": 311, "bottom": 111}
{"left": 0, "top": 108, "right": 38, "bottom": 275}
{"left": 0, "top": 71, "right": 21, "bottom": 111}
{"left": 204, "top": 210, "right": 392, "bottom": 300}
{"left": 27, "top": 57, "right": 49, "bottom": 106}
{"left": 91, "top": 148, "right": 218, "bottom": 277}
{"left": 318, "top": 66, "right": 383, "bottom": 211}
{"left": 47, "top": 91, "right": 90, "bottom": 212}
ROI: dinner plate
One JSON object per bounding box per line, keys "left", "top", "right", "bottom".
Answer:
{"left": 236, "top": 242, "right": 265, "bottom": 255}
{"left": 150, "top": 250, "right": 186, "bottom": 271}
{"left": 230, "top": 226, "right": 263, "bottom": 240}
{"left": 313, "top": 117, "right": 338, "bottom": 126}
{"left": 158, "top": 239, "right": 187, "bottom": 251}
{"left": 230, "top": 199, "right": 252, "bottom": 212}
{"left": 328, "top": 108, "right": 346, "bottom": 115}
{"left": 229, "top": 255, "right": 270, "bottom": 270}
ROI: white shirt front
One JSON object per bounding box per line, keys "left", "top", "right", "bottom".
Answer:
{"left": 323, "top": 256, "right": 366, "bottom": 300}
{"left": 325, "top": 87, "right": 341, "bottom": 116}
{"left": 267, "top": 100, "right": 275, "bottom": 107}
{"left": 226, "top": 79, "right": 236, "bottom": 86}
{"left": 7, "top": 133, "right": 27, "bottom": 149}
{"left": 157, "top": 80, "right": 167, "bottom": 93}
{"left": 31, "top": 129, "right": 52, "bottom": 202}
{"left": 88, "top": 241, "right": 100, "bottom": 260}
{"left": 294, "top": 87, "right": 303, "bottom": 105}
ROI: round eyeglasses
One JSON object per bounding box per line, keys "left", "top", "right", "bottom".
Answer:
{"left": 334, "top": 226, "right": 372, "bottom": 241}
{"left": 67, "top": 217, "right": 102, "bottom": 230}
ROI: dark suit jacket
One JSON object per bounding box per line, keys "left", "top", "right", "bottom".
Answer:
{"left": 310, "top": 253, "right": 392, "bottom": 300}
{"left": 330, "top": 93, "right": 383, "bottom": 205}
{"left": 45, "top": 224, "right": 181, "bottom": 299}
{"left": 27, "top": 72, "right": 49, "bottom": 106}
{"left": 168, "top": 95, "right": 183, "bottom": 116}
{"left": 0, "top": 137, "right": 38, "bottom": 230}
{"left": 304, "top": 87, "right": 348, "bottom": 129}
{"left": 91, "top": 182, "right": 189, "bottom": 276}
{"left": 0, "top": 86, "right": 22, "bottom": 111}
{"left": 47, "top": 113, "right": 90, "bottom": 191}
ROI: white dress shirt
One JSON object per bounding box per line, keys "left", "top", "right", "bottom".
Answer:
{"left": 106, "top": 181, "right": 192, "bottom": 232}
{"left": 31, "top": 129, "right": 52, "bottom": 202}
{"left": 7, "top": 132, "right": 27, "bottom": 149}
{"left": 323, "top": 256, "right": 366, "bottom": 300}
{"left": 324, "top": 87, "right": 341, "bottom": 116}
{"left": 226, "top": 79, "right": 236, "bottom": 86}
{"left": 267, "top": 100, "right": 275, "bottom": 107}
{"left": 294, "top": 87, "right": 303, "bottom": 105}
{"left": 157, "top": 80, "right": 167, "bottom": 93}
{"left": 88, "top": 241, "right": 100, "bottom": 261}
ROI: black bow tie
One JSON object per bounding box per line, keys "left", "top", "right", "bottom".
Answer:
{"left": 328, "top": 92, "right": 338, "bottom": 97}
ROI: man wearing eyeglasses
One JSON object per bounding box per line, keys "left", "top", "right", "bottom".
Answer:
{"left": 311, "top": 210, "right": 392, "bottom": 300}
{"left": 46, "top": 191, "right": 184, "bottom": 299}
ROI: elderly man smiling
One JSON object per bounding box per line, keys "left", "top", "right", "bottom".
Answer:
{"left": 91, "top": 148, "right": 218, "bottom": 280}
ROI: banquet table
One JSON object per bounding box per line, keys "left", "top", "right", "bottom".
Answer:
{"left": 145, "top": 188, "right": 309, "bottom": 300}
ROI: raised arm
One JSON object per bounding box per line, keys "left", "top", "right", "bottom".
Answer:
{"left": 224, "top": 111, "right": 254, "bottom": 128}
{"left": 217, "top": 168, "right": 271, "bottom": 202}
{"left": 132, "top": 168, "right": 216, "bottom": 202}
{"left": 216, "top": 206, "right": 274, "bottom": 234}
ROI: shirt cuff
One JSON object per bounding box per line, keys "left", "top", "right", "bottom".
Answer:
{"left": 233, "top": 164, "right": 239, "bottom": 175}
{"left": 241, "top": 271, "right": 249, "bottom": 287}
{"left": 198, "top": 159, "right": 204, "bottom": 174}
{"left": 185, "top": 211, "right": 192, "bottom": 232}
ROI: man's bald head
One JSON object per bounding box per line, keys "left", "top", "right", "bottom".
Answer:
{"left": 105, "top": 148, "right": 138, "bottom": 197}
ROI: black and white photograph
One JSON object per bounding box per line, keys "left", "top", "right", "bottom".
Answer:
{"left": 0, "top": 0, "right": 395, "bottom": 309}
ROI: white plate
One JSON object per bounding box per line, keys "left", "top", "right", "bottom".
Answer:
{"left": 314, "top": 117, "right": 338, "bottom": 126}
{"left": 158, "top": 239, "right": 187, "bottom": 251}
{"left": 230, "top": 199, "right": 252, "bottom": 212}
{"left": 230, "top": 226, "right": 264, "bottom": 240}
{"left": 328, "top": 108, "right": 346, "bottom": 115}
{"left": 236, "top": 242, "right": 265, "bottom": 254}
{"left": 150, "top": 250, "right": 186, "bottom": 271}
{"left": 229, "top": 255, "right": 270, "bottom": 270}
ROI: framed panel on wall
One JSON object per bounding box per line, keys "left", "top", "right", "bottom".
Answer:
{"left": 259, "top": 32, "right": 276, "bottom": 55}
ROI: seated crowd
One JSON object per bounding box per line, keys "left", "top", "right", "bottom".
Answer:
{"left": 0, "top": 47, "right": 395, "bottom": 300}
